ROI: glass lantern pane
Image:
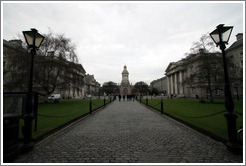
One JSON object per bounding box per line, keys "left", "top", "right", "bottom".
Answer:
{"left": 221, "top": 27, "right": 233, "bottom": 43}
{"left": 210, "top": 33, "right": 220, "bottom": 44}
{"left": 35, "top": 33, "right": 45, "bottom": 48}
{"left": 23, "top": 31, "right": 34, "bottom": 46}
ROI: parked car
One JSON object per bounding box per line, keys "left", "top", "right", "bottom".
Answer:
{"left": 48, "top": 94, "right": 61, "bottom": 103}
{"left": 86, "top": 94, "right": 92, "bottom": 98}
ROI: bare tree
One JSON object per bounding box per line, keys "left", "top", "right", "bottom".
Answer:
{"left": 132, "top": 81, "right": 149, "bottom": 95}
{"left": 33, "top": 31, "right": 79, "bottom": 101}
{"left": 101, "top": 81, "right": 118, "bottom": 95}
{"left": 184, "top": 33, "right": 224, "bottom": 103}
{"left": 3, "top": 31, "right": 80, "bottom": 102}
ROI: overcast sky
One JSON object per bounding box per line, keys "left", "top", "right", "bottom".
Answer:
{"left": 2, "top": 2, "right": 244, "bottom": 85}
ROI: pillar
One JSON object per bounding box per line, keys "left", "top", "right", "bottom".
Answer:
{"left": 179, "top": 71, "right": 184, "bottom": 95}
{"left": 167, "top": 76, "right": 170, "bottom": 96}
{"left": 170, "top": 74, "right": 174, "bottom": 94}
{"left": 174, "top": 73, "right": 178, "bottom": 95}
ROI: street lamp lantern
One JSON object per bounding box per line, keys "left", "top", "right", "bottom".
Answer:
{"left": 23, "top": 28, "right": 45, "bottom": 49}
{"left": 210, "top": 24, "right": 233, "bottom": 46}
{"left": 22, "top": 28, "right": 44, "bottom": 152}
{"left": 210, "top": 24, "right": 241, "bottom": 153}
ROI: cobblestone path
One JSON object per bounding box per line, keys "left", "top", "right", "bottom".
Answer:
{"left": 14, "top": 100, "right": 243, "bottom": 163}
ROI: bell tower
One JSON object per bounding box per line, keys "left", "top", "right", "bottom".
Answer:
{"left": 120, "top": 65, "right": 131, "bottom": 96}
{"left": 121, "top": 65, "right": 129, "bottom": 84}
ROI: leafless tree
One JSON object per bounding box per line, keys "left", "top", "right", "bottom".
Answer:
{"left": 4, "top": 30, "right": 79, "bottom": 102}
{"left": 185, "top": 33, "right": 224, "bottom": 103}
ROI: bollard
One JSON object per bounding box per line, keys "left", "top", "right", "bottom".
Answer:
{"left": 89, "top": 98, "right": 92, "bottom": 114}
{"left": 161, "top": 98, "right": 164, "bottom": 114}
{"left": 146, "top": 97, "right": 148, "bottom": 106}
{"left": 104, "top": 97, "right": 106, "bottom": 106}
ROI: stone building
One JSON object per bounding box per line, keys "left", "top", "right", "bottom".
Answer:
{"left": 165, "top": 50, "right": 224, "bottom": 99}
{"left": 226, "top": 33, "right": 243, "bottom": 99}
{"left": 84, "top": 74, "right": 100, "bottom": 96}
{"left": 3, "top": 39, "right": 87, "bottom": 99}
{"left": 150, "top": 77, "right": 167, "bottom": 95}
{"left": 165, "top": 33, "right": 243, "bottom": 99}
{"left": 120, "top": 65, "right": 132, "bottom": 96}
{"left": 165, "top": 59, "right": 186, "bottom": 98}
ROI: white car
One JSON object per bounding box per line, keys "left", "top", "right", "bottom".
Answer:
{"left": 48, "top": 94, "right": 61, "bottom": 100}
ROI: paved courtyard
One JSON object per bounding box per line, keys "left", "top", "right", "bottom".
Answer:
{"left": 14, "top": 100, "right": 243, "bottom": 163}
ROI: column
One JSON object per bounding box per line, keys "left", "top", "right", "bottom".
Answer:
{"left": 174, "top": 73, "right": 178, "bottom": 95}
{"left": 167, "top": 76, "right": 170, "bottom": 96}
{"left": 179, "top": 71, "right": 184, "bottom": 95}
{"left": 170, "top": 74, "right": 174, "bottom": 94}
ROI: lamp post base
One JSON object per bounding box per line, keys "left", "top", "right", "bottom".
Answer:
{"left": 21, "top": 142, "right": 34, "bottom": 153}
{"left": 226, "top": 142, "right": 242, "bottom": 154}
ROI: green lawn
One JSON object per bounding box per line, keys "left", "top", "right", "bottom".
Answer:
{"left": 19, "top": 99, "right": 110, "bottom": 139}
{"left": 141, "top": 98, "right": 243, "bottom": 142}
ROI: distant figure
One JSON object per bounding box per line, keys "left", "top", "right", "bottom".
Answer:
{"left": 119, "top": 95, "right": 121, "bottom": 101}
{"left": 123, "top": 95, "right": 125, "bottom": 101}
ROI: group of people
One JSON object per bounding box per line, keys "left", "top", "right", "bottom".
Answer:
{"left": 118, "top": 94, "right": 137, "bottom": 101}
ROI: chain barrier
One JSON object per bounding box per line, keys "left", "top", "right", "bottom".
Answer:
{"left": 234, "top": 110, "right": 243, "bottom": 116}
{"left": 171, "top": 110, "right": 226, "bottom": 118}
{"left": 38, "top": 109, "right": 82, "bottom": 118}
{"left": 91, "top": 102, "right": 103, "bottom": 107}
{"left": 147, "top": 99, "right": 231, "bottom": 119}
{"left": 163, "top": 103, "right": 226, "bottom": 118}
{"left": 151, "top": 101, "right": 161, "bottom": 107}
{"left": 38, "top": 100, "right": 105, "bottom": 118}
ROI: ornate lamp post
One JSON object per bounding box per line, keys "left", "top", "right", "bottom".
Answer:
{"left": 210, "top": 24, "right": 241, "bottom": 152}
{"left": 22, "top": 28, "right": 45, "bottom": 151}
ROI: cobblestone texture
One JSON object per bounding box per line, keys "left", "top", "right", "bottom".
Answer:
{"left": 13, "top": 100, "right": 243, "bottom": 163}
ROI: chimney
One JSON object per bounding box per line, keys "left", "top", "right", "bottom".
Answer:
{"left": 236, "top": 33, "right": 243, "bottom": 41}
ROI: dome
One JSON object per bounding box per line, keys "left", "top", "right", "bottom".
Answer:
{"left": 122, "top": 65, "right": 129, "bottom": 74}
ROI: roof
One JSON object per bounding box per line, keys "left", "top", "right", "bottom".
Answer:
{"left": 85, "top": 74, "right": 95, "bottom": 82}
{"left": 226, "top": 38, "right": 243, "bottom": 52}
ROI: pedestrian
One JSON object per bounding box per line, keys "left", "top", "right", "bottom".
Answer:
{"left": 123, "top": 95, "right": 125, "bottom": 101}
{"left": 119, "top": 94, "right": 121, "bottom": 101}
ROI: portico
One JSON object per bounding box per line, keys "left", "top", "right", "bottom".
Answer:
{"left": 165, "top": 62, "right": 185, "bottom": 98}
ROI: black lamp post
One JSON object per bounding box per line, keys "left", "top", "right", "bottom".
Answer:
{"left": 210, "top": 24, "right": 241, "bottom": 152}
{"left": 22, "top": 28, "right": 45, "bottom": 152}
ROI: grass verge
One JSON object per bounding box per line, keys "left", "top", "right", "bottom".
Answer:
{"left": 19, "top": 99, "right": 111, "bottom": 141}
{"left": 140, "top": 98, "right": 243, "bottom": 142}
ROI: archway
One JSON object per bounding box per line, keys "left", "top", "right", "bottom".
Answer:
{"left": 123, "top": 88, "right": 128, "bottom": 95}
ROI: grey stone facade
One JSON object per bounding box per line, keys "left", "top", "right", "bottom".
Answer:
{"left": 3, "top": 39, "right": 87, "bottom": 99}
{"left": 84, "top": 74, "right": 100, "bottom": 96}
{"left": 164, "top": 33, "right": 243, "bottom": 99}
{"left": 226, "top": 33, "right": 243, "bottom": 99}
{"left": 150, "top": 77, "right": 167, "bottom": 95}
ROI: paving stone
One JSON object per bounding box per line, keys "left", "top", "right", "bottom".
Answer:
{"left": 13, "top": 100, "right": 243, "bottom": 163}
